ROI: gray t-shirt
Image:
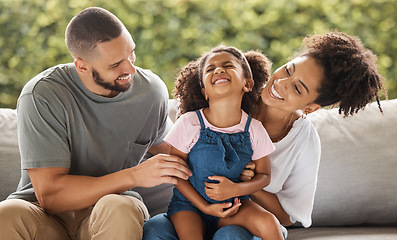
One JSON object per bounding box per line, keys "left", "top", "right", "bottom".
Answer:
{"left": 8, "top": 63, "right": 172, "bottom": 201}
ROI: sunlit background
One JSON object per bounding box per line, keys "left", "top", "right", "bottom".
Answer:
{"left": 0, "top": 0, "right": 395, "bottom": 108}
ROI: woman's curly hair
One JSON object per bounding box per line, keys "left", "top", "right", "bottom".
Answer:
{"left": 173, "top": 45, "right": 271, "bottom": 117}
{"left": 300, "top": 31, "right": 387, "bottom": 116}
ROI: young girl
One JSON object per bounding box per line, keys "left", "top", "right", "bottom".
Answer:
{"left": 165, "top": 45, "right": 284, "bottom": 240}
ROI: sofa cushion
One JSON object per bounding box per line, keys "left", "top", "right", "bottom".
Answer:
{"left": 307, "top": 99, "right": 397, "bottom": 227}
{"left": 288, "top": 227, "right": 397, "bottom": 240}
{"left": 0, "top": 109, "right": 21, "bottom": 201}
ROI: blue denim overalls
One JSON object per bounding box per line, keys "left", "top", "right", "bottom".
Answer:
{"left": 167, "top": 110, "right": 254, "bottom": 236}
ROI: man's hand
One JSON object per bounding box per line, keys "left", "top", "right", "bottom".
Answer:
{"left": 239, "top": 161, "right": 256, "bottom": 182}
{"left": 205, "top": 176, "right": 236, "bottom": 201}
{"left": 203, "top": 198, "right": 241, "bottom": 218}
{"left": 130, "top": 154, "right": 192, "bottom": 187}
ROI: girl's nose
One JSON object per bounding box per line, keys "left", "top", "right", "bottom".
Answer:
{"left": 214, "top": 67, "right": 225, "bottom": 74}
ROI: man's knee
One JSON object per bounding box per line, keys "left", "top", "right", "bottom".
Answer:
{"left": 0, "top": 199, "right": 38, "bottom": 225}
{"left": 89, "top": 194, "right": 146, "bottom": 240}
{"left": 0, "top": 199, "right": 70, "bottom": 240}
{"left": 93, "top": 194, "right": 144, "bottom": 223}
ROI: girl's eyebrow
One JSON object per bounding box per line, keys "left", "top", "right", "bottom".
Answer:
{"left": 205, "top": 61, "right": 234, "bottom": 69}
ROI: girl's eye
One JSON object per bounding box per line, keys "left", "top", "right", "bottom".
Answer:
{"left": 206, "top": 68, "right": 214, "bottom": 73}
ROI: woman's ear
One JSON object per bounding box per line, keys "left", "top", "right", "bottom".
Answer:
{"left": 303, "top": 103, "right": 321, "bottom": 114}
{"left": 201, "top": 88, "right": 208, "bottom": 101}
{"left": 243, "top": 78, "right": 254, "bottom": 92}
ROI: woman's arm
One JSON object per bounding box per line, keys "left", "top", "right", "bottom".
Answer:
{"left": 170, "top": 147, "right": 241, "bottom": 218}
{"left": 250, "top": 190, "right": 293, "bottom": 226}
{"left": 240, "top": 161, "right": 293, "bottom": 226}
{"left": 205, "top": 155, "right": 271, "bottom": 201}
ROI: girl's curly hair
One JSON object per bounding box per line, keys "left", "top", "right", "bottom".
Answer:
{"left": 300, "top": 31, "right": 387, "bottom": 116}
{"left": 173, "top": 45, "right": 271, "bottom": 117}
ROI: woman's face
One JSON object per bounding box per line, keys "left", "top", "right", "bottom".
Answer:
{"left": 261, "top": 56, "right": 322, "bottom": 114}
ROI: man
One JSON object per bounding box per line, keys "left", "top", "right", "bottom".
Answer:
{"left": 0, "top": 7, "right": 191, "bottom": 240}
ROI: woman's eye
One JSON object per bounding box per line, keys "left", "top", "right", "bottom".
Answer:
{"left": 285, "top": 66, "right": 291, "bottom": 76}
{"left": 295, "top": 85, "right": 301, "bottom": 94}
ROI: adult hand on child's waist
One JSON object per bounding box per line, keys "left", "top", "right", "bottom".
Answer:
{"left": 129, "top": 154, "right": 192, "bottom": 188}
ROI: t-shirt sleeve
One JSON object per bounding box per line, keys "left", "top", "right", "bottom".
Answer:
{"left": 164, "top": 112, "right": 200, "bottom": 154}
{"left": 17, "top": 92, "right": 71, "bottom": 170}
{"left": 250, "top": 119, "right": 276, "bottom": 160}
{"left": 275, "top": 127, "right": 321, "bottom": 228}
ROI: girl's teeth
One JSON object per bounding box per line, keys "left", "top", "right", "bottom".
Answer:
{"left": 214, "top": 79, "right": 229, "bottom": 84}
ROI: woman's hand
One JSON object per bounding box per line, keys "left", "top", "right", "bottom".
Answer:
{"left": 203, "top": 198, "right": 241, "bottom": 218}
{"left": 239, "top": 161, "right": 256, "bottom": 182}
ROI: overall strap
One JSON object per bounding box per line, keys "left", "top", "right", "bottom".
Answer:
{"left": 195, "top": 110, "right": 206, "bottom": 130}
{"left": 244, "top": 115, "right": 252, "bottom": 132}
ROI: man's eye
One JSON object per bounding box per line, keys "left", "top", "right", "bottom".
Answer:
{"left": 111, "top": 63, "right": 120, "bottom": 68}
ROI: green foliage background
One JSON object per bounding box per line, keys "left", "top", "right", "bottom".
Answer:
{"left": 0, "top": 0, "right": 395, "bottom": 108}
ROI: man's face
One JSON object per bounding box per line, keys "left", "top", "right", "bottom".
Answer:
{"left": 87, "top": 30, "right": 136, "bottom": 97}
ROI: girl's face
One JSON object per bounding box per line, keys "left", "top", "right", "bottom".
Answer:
{"left": 261, "top": 56, "right": 322, "bottom": 114}
{"left": 201, "top": 52, "right": 253, "bottom": 100}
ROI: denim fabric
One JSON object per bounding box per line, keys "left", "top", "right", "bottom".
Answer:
{"left": 165, "top": 110, "right": 254, "bottom": 237}
{"left": 143, "top": 213, "right": 288, "bottom": 240}
{"left": 167, "top": 110, "right": 253, "bottom": 218}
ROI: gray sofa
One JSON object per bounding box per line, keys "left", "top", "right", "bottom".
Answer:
{"left": 1, "top": 99, "right": 396, "bottom": 239}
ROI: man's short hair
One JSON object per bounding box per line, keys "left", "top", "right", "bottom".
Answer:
{"left": 65, "top": 7, "right": 125, "bottom": 60}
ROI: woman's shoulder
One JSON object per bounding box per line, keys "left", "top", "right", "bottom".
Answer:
{"left": 281, "top": 117, "right": 320, "bottom": 149}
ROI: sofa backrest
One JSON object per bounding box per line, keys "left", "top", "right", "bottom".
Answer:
{"left": 308, "top": 99, "right": 397, "bottom": 227}
{"left": 0, "top": 109, "right": 20, "bottom": 201}
{"left": 1, "top": 99, "right": 396, "bottom": 227}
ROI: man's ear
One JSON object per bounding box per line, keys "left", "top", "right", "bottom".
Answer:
{"left": 303, "top": 103, "right": 321, "bottom": 114}
{"left": 74, "top": 58, "right": 90, "bottom": 74}
{"left": 243, "top": 78, "right": 254, "bottom": 92}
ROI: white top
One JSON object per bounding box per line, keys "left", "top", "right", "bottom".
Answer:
{"left": 264, "top": 117, "right": 321, "bottom": 228}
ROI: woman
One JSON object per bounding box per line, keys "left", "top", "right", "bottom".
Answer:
{"left": 143, "top": 31, "right": 386, "bottom": 239}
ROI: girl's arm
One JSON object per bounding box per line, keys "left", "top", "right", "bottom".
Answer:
{"left": 205, "top": 155, "right": 271, "bottom": 201}
{"left": 170, "top": 146, "right": 241, "bottom": 218}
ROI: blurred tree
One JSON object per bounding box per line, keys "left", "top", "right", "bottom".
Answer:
{"left": 0, "top": 0, "right": 395, "bottom": 108}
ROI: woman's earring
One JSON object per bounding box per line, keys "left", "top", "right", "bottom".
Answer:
{"left": 302, "top": 110, "right": 308, "bottom": 119}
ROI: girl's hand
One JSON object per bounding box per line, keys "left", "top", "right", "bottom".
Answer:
{"left": 203, "top": 198, "right": 241, "bottom": 218}
{"left": 239, "top": 161, "right": 256, "bottom": 182}
{"left": 205, "top": 176, "right": 237, "bottom": 201}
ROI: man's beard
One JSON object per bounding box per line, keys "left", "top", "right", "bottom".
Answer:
{"left": 92, "top": 69, "right": 132, "bottom": 93}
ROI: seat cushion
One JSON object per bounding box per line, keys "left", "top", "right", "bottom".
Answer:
{"left": 288, "top": 227, "right": 397, "bottom": 240}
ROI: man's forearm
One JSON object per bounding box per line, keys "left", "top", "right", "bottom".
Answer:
{"left": 29, "top": 167, "right": 135, "bottom": 214}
